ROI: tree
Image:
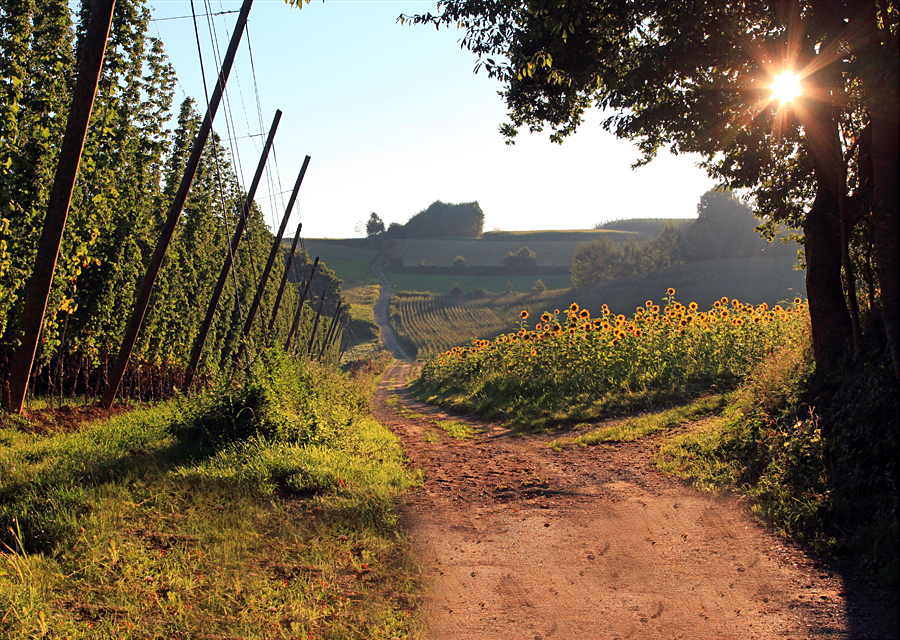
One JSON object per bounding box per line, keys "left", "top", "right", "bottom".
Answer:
{"left": 453, "top": 254, "right": 467, "bottom": 271}
{"left": 532, "top": 278, "right": 547, "bottom": 292}
{"left": 684, "top": 190, "right": 764, "bottom": 261}
{"left": 399, "top": 200, "right": 485, "bottom": 238}
{"left": 503, "top": 245, "right": 537, "bottom": 270}
{"left": 570, "top": 236, "right": 623, "bottom": 287}
{"left": 407, "top": 1, "right": 899, "bottom": 378}
{"left": 366, "top": 212, "right": 385, "bottom": 236}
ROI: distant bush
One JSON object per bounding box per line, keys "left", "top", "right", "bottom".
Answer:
{"left": 503, "top": 246, "right": 537, "bottom": 270}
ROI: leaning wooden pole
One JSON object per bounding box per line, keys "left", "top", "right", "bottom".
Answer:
{"left": 266, "top": 222, "right": 303, "bottom": 346}
{"left": 233, "top": 156, "right": 311, "bottom": 368}
{"left": 101, "top": 0, "right": 253, "bottom": 409}
{"left": 318, "top": 302, "right": 342, "bottom": 359}
{"left": 3, "top": 0, "right": 116, "bottom": 415}
{"left": 181, "top": 109, "right": 281, "bottom": 393}
{"left": 306, "top": 291, "right": 327, "bottom": 357}
{"left": 285, "top": 257, "right": 318, "bottom": 350}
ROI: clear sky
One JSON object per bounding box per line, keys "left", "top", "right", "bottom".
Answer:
{"left": 148, "top": 0, "right": 718, "bottom": 238}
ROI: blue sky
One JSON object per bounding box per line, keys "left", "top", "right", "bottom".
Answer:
{"left": 148, "top": 0, "right": 717, "bottom": 238}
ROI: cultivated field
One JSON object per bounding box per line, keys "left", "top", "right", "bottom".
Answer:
{"left": 390, "top": 255, "right": 805, "bottom": 358}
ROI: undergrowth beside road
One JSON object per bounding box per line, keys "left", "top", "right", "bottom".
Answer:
{"left": 0, "top": 352, "right": 422, "bottom": 639}
{"left": 414, "top": 290, "right": 898, "bottom": 586}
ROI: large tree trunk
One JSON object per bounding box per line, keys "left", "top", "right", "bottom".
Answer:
{"left": 804, "top": 185, "right": 853, "bottom": 370}
{"left": 798, "top": 57, "right": 853, "bottom": 373}
{"left": 867, "top": 34, "right": 900, "bottom": 381}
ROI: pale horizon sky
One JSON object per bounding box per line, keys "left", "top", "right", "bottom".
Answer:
{"left": 147, "top": 0, "right": 718, "bottom": 238}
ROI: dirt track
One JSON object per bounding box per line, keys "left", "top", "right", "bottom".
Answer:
{"left": 373, "top": 363, "right": 899, "bottom": 640}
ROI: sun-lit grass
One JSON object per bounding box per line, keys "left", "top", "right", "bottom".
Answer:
{"left": 549, "top": 395, "right": 730, "bottom": 449}
{"left": 0, "top": 353, "right": 423, "bottom": 638}
{"left": 434, "top": 419, "right": 482, "bottom": 440}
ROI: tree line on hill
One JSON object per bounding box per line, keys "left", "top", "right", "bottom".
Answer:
{"left": 571, "top": 189, "right": 796, "bottom": 287}
{"left": 365, "top": 200, "right": 485, "bottom": 239}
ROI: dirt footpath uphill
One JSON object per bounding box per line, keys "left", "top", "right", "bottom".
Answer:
{"left": 372, "top": 254, "right": 412, "bottom": 362}
{"left": 374, "top": 363, "right": 898, "bottom": 640}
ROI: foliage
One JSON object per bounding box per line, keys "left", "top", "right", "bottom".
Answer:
{"left": 0, "top": 352, "right": 422, "bottom": 637}
{"left": 0, "top": 0, "right": 303, "bottom": 399}
{"left": 405, "top": 0, "right": 900, "bottom": 379}
{"left": 365, "top": 212, "right": 385, "bottom": 237}
{"left": 655, "top": 327, "right": 898, "bottom": 585}
{"left": 570, "top": 224, "right": 683, "bottom": 287}
{"left": 389, "top": 200, "right": 485, "bottom": 239}
{"left": 502, "top": 245, "right": 537, "bottom": 269}
{"left": 415, "top": 290, "right": 808, "bottom": 427}
{"left": 685, "top": 189, "right": 773, "bottom": 261}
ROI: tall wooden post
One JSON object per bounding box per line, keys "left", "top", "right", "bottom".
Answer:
{"left": 233, "top": 156, "right": 311, "bottom": 367}
{"left": 266, "top": 222, "right": 302, "bottom": 346}
{"left": 306, "top": 291, "right": 327, "bottom": 356}
{"left": 102, "top": 0, "right": 254, "bottom": 409}
{"left": 3, "top": 0, "right": 117, "bottom": 415}
{"left": 318, "top": 302, "right": 342, "bottom": 359}
{"left": 182, "top": 109, "right": 281, "bottom": 392}
{"left": 285, "top": 257, "right": 318, "bottom": 350}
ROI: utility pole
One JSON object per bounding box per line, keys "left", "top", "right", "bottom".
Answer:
{"left": 266, "top": 222, "right": 303, "bottom": 346}
{"left": 285, "top": 257, "right": 318, "bottom": 351}
{"left": 182, "top": 109, "right": 281, "bottom": 393}
{"left": 102, "top": 0, "right": 253, "bottom": 409}
{"left": 3, "top": 0, "right": 117, "bottom": 415}
{"left": 232, "top": 156, "right": 310, "bottom": 367}
{"left": 306, "top": 291, "right": 327, "bottom": 356}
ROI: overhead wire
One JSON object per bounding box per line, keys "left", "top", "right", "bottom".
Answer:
{"left": 189, "top": 0, "right": 245, "bottom": 332}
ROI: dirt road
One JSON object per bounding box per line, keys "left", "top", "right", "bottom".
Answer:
{"left": 373, "top": 363, "right": 898, "bottom": 640}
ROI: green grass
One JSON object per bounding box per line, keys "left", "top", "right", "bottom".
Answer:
{"left": 0, "top": 352, "right": 423, "bottom": 638}
{"left": 434, "top": 419, "right": 482, "bottom": 440}
{"left": 298, "top": 240, "right": 380, "bottom": 286}
{"left": 387, "top": 272, "right": 571, "bottom": 294}
{"left": 548, "top": 394, "right": 731, "bottom": 449}
{"left": 392, "top": 236, "right": 618, "bottom": 268}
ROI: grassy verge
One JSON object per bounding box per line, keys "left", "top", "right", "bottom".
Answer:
{"left": 548, "top": 394, "right": 731, "bottom": 449}
{"left": 653, "top": 336, "right": 898, "bottom": 586}
{"left": 0, "top": 352, "right": 422, "bottom": 639}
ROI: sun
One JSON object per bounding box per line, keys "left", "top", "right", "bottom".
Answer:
{"left": 770, "top": 71, "right": 803, "bottom": 103}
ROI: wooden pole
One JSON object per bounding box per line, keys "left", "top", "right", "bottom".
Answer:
{"left": 318, "top": 302, "right": 342, "bottom": 359}
{"left": 3, "top": 0, "right": 116, "bottom": 415}
{"left": 285, "top": 257, "right": 318, "bottom": 350}
{"left": 181, "top": 109, "right": 281, "bottom": 392}
{"left": 266, "top": 222, "right": 303, "bottom": 346}
{"left": 102, "top": 0, "right": 254, "bottom": 409}
{"left": 306, "top": 291, "right": 326, "bottom": 356}
{"left": 233, "top": 156, "right": 311, "bottom": 368}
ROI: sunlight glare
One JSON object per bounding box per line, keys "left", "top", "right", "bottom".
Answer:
{"left": 770, "top": 71, "right": 803, "bottom": 103}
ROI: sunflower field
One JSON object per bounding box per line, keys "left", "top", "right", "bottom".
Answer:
{"left": 416, "top": 289, "right": 809, "bottom": 424}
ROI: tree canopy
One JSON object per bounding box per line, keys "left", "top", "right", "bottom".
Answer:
{"left": 391, "top": 200, "right": 485, "bottom": 239}
{"left": 407, "top": 0, "right": 899, "bottom": 378}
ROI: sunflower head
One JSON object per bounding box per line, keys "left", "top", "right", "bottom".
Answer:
{"left": 667, "top": 287, "right": 675, "bottom": 296}
{"left": 541, "top": 312, "right": 552, "bottom": 322}
{"left": 569, "top": 302, "right": 579, "bottom": 313}
{"left": 520, "top": 310, "right": 529, "bottom": 319}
